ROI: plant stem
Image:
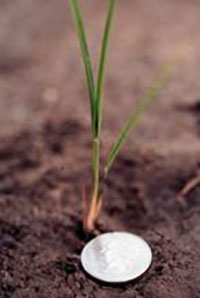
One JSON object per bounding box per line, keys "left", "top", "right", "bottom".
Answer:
{"left": 85, "top": 0, "right": 116, "bottom": 230}
{"left": 85, "top": 137, "right": 100, "bottom": 230}
{"left": 92, "top": 138, "right": 100, "bottom": 200}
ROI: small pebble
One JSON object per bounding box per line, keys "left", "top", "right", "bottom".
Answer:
{"left": 65, "top": 263, "right": 76, "bottom": 274}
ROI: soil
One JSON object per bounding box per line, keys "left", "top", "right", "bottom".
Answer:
{"left": 0, "top": 0, "right": 200, "bottom": 297}
{"left": 0, "top": 120, "right": 200, "bottom": 298}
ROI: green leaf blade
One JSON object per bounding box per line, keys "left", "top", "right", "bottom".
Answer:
{"left": 95, "top": 0, "right": 117, "bottom": 136}
{"left": 104, "top": 64, "right": 174, "bottom": 175}
{"left": 69, "top": 0, "right": 96, "bottom": 134}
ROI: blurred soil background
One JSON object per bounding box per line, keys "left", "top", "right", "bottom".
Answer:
{"left": 0, "top": 0, "right": 200, "bottom": 297}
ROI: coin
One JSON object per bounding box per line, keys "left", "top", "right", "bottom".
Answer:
{"left": 81, "top": 232, "right": 152, "bottom": 283}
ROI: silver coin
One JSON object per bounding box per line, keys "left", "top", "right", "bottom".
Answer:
{"left": 81, "top": 232, "right": 152, "bottom": 283}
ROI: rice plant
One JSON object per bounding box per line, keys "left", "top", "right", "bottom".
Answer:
{"left": 69, "top": 0, "right": 173, "bottom": 231}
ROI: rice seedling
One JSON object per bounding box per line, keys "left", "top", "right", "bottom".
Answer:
{"left": 69, "top": 0, "right": 174, "bottom": 231}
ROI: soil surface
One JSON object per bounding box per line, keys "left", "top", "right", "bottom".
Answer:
{"left": 0, "top": 0, "right": 200, "bottom": 297}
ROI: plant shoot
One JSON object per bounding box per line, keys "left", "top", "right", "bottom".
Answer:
{"left": 69, "top": 0, "right": 173, "bottom": 231}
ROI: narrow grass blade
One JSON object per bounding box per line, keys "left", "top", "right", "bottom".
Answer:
{"left": 95, "top": 0, "right": 117, "bottom": 136}
{"left": 69, "top": 0, "right": 95, "bottom": 133}
{"left": 104, "top": 64, "right": 174, "bottom": 175}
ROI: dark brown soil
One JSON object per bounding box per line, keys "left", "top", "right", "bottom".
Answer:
{"left": 0, "top": 120, "right": 200, "bottom": 298}
{"left": 1, "top": 0, "right": 200, "bottom": 297}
